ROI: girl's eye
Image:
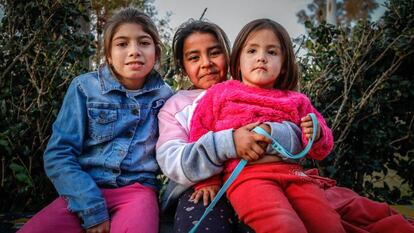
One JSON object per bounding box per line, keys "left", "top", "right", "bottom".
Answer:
{"left": 268, "top": 50, "right": 277, "bottom": 55}
{"left": 210, "top": 49, "right": 222, "bottom": 57}
{"left": 247, "top": 48, "right": 256, "bottom": 54}
{"left": 140, "top": 40, "right": 152, "bottom": 46}
{"left": 117, "top": 42, "right": 127, "bottom": 47}
{"left": 188, "top": 56, "right": 199, "bottom": 61}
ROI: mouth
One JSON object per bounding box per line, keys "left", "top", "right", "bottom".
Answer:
{"left": 200, "top": 71, "right": 220, "bottom": 79}
{"left": 126, "top": 61, "right": 145, "bottom": 70}
{"left": 126, "top": 61, "right": 144, "bottom": 66}
{"left": 253, "top": 67, "right": 267, "bottom": 71}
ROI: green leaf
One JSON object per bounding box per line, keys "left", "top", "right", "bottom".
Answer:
{"left": 9, "top": 163, "right": 25, "bottom": 173}
{"left": 0, "top": 139, "right": 9, "bottom": 147}
{"left": 15, "top": 173, "right": 29, "bottom": 183}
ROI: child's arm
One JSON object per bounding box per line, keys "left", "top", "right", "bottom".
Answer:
{"left": 156, "top": 94, "right": 239, "bottom": 187}
{"left": 43, "top": 79, "right": 108, "bottom": 229}
{"left": 157, "top": 92, "right": 272, "bottom": 186}
{"left": 299, "top": 96, "right": 334, "bottom": 160}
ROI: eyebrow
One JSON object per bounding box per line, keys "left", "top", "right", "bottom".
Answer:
{"left": 184, "top": 45, "right": 222, "bottom": 57}
{"left": 245, "top": 43, "right": 281, "bottom": 49}
{"left": 113, "top": 35, "right": 153, "bottom": 41}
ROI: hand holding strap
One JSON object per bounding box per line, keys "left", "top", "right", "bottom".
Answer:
{"left": 252, "top": 113, "right": 319, "bottom": 159}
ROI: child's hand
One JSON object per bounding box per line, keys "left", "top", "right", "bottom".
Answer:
{"left": 86, "top": 220, "right": 110, "bottom": 233}
{"left": 190, "top": 185, "right": 220, "bottom": 206}
{"left": 300, "top": 114, "right": 321, "bottom": 141}
{"left": 233, "top": 122, "right": 272, "bottom": 161}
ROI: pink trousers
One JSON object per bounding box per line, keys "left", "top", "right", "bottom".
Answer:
{"left": 17, "top": 182, "right": 159, "bottom": 233}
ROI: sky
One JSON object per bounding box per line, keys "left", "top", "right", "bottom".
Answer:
{"left": 154, "top": 0, "right": 386, "bottom": 45}
{"left": 0, "top": 1, "right": 386, "bottom": 44}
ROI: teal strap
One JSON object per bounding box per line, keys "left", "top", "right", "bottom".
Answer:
{"left": 189, "top": 159, "right": 247, "bottom": 233}
{"left": 252, "top": 113, "right": 318, "bottom": 160}
{"left": 189, "top": 113, "right": 318, "bottom": 233}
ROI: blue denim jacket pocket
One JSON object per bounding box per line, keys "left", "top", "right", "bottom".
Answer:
{"left": 88, "top": 107, "right": 118, "bottom": 142}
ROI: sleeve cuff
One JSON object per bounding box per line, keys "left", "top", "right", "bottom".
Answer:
{"left": 78, "top": 203, "right": 109, "bottom": 229}
{"left": 194, "top": 175, "right": 222, "bottom": 191}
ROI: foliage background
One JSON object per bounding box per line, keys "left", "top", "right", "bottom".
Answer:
{"left": 0, "top": 0, "right": 95, "bottom": 212}
{"left": 0, "top": 0, "right": 412, "bottom": 213}
{"left": 298, "top": 0, "right": 413, "bottom": 204}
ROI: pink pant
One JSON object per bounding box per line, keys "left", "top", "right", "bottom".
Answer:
{"left": 226, "top": 162, "right": 346, "bottom": 233}
{"left": 18, "top": 182, "right": 159, "bottom": 233}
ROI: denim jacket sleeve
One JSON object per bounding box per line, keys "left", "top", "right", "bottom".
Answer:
{"left": 43, "top": 78, "right": 109, "bottom": 229}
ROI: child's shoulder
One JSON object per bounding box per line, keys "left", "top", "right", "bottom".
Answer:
{"left": 285, "top": 90, "right": 313, "bottom": 106}
{"left": 162, "top": 89, "right": 204, "bottom": 112}
{"left": 70, "top": 70, "right": 99, "bottom": 86}
{"left": 285, "top": 89, "right": 309, "bottom": 98}
{"left": 169, "top": 89, "right": 203, "bottom": 102}
{"left": 289, "top": 91, "right": 309, "bottom": 100}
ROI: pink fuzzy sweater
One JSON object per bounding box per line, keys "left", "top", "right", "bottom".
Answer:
{"left": 189, "top": 80, "right": 334, "bottom": 189}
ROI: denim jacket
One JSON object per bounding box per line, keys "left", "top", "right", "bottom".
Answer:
{"left": 43, "top": 65, "right": 173, "bottom": 228}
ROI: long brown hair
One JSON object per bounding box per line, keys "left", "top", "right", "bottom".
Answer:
{"left": 103, "top": 7, "right": 162, "bottom": 65}
{"left": 230, "top": 18, "right": 299, "bottom": 90}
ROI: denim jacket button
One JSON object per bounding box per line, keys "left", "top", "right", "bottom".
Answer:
{"left": 131, "top": 108, "right": 139, "bottom": 115}
{"left": 118, "top": 151, "right": 125, "bottom": 156}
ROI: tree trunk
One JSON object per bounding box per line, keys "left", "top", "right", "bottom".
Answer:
{"left": 326, "top": 0, "right": 337, "bottom": 25}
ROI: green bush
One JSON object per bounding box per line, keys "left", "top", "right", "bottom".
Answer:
{"left": 0, "top": 0, "right": 94, "bottom": 212}
{"left": 298, "top": 0, "right": 413, "bottom": 204}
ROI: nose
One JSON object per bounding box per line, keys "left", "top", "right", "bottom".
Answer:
{"left": 257, "top": 51, "right": 267, "bottom": 63}
{"left": 129, "top": 42, "right": 142, "bottom": 57}
{"left": 201, "top": 55, "right": 213, "bottom": 68}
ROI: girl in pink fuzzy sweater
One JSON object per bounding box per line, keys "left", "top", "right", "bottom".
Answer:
{"left": 189, "top": 19, "right": 346, "bottom": 233}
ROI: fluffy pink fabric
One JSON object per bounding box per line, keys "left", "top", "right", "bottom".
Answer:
{"left": 189, "top": 80, "right": 333, "bottom": 161}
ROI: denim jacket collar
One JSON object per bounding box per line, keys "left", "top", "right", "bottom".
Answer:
{"left": 98, "top": 64, "right": 166, "bottom": 95}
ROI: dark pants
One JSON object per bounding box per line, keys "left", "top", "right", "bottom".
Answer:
{"left": 173, "top": 188, "right": 254, "bottom": 233}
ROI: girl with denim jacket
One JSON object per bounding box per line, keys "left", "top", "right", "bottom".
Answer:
{"left": 18, "top": 7, "right": 172, "bottom": 233}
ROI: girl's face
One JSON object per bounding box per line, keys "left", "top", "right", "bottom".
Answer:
{"left": 108, "top": 23, "right": 156, "bottom": 90}
{"left": 239, "top": 29, "right": 283, "bottom": 89}
{"left": 182, "top": 32, "right": 227, "bottom": 89}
